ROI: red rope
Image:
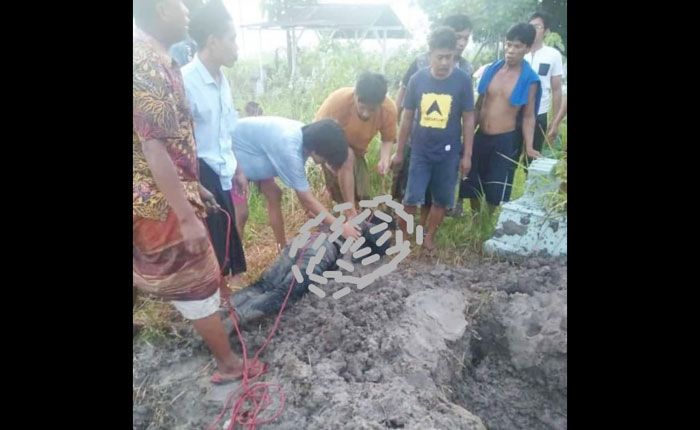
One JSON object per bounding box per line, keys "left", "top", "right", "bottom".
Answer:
{"left": 208, "top": 207, "right": 308, "bottom": 430}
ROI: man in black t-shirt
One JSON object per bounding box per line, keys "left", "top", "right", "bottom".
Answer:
{"left": 392, "top": 14, "right": 474, "bottom": 217}
{"left": 394, "top": 27, "right": 475, "bottom": 251}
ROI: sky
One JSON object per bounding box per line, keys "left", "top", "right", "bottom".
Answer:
{"left": 222, "top": 0, "right": 433, "bottom": 59}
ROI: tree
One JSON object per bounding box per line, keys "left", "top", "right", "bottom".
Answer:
{"left": 540, "top": 0, "right": 566, "bottom": 54}
{"left": 417, "top": 0, "right": 539, "bottom": 46}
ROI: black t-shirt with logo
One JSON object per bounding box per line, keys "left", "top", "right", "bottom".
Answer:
{"left": 403, "top": 68, "right": 474, "bottom": 162}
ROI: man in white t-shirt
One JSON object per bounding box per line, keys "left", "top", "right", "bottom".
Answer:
{"left": 524, "top": 11, "right": 564, "bottom": 164}
{"left": 548, "top": 62, "right": 567, "bottom": 141}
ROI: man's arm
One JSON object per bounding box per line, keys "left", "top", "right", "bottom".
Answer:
{"left": 142, "top": 139, "right": 208, "bottom": 252}
{"left": 233, "top": 163, "right": 248, "bottom": 197}
{"left": 460, "top": 111, "right": 475, "bottom": 177}
{"left": 336, "top": 147, "right": 357, "bottom": 216}
{"left": 547, "top": 95, "right": 567, "bottom": 141}
{"left": 392, "top": 108, "right": 414, "bottom": 170}
{"left": 395, "top": 85, "right": 407, "bottom": 121}
{"left": 181, "top": 79, "right": 220, "bottom": 211}
{"left": 295, "top": 190, "right": 360, "bottom": 239}
{"left": 549, "top": 50, "right": 565, "bottom": 124}
{"left": 378, "top": 139, "right": 394, "bottom": 175}
{"left": 460, "top": 75, "right": 476, "bottom": 177}
{"left": 396, "top": 60, "right": 418, "bottom": 120}
{"left": 377, "top": 99, "right": 398, "bottom": 175}
{"left": 474, "top": 94, "right": 483, "bottom": 128}
{"left": 550, "top": 75, "right": 563, "bottom": 125}
{"left": 142, "top": 140, "right": 196, "bottom": 220}
{"left": 315, "top": 90, "right": 356, "bottom": 217}
{"left": 522, "top": 83, "right": 541, "bottom": 159}
{"left": 134, "top": 56, "right": 207, "bottom": 251}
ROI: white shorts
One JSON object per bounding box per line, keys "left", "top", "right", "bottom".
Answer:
{"left": 170, "top": 291, "right": 221, "bottom": 320}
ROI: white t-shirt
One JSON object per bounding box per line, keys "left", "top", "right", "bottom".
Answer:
{"left": 525, "top": 46, "right": 564, "bottom": 115}
{"left": 562, "top": 63, "right": 567, "bottom": 95}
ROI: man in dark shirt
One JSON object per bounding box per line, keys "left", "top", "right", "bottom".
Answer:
{"left": 393, "top": 14, "right": 474, "bottom": 218}
{"left": 395, "top": 27, "right": 475, "bottom": 250}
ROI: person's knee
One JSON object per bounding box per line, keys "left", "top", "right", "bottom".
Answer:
{"left": 172, "top": 292, "right": 221, "bottom": 321}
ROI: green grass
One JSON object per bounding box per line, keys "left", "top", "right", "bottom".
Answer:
{"left": 134, "top": 41, "right": 568, "bottom": 337}
{"left": 430, "top": 162, "right": 528, "bottom": 264}
{"left": 133, "top": 296, "right": 182, "bottom": 345}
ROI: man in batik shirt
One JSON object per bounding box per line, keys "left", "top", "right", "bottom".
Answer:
{"left": 132, "top": 0, "right": 263, "bottom": 385}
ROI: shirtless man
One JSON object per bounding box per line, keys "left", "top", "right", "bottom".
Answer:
{"left": 460, "top": 23, "right": 542, "bottom": 213}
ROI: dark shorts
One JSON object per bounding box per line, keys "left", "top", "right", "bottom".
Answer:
{"left": 391, "top": 145, "right": 434, "bottom": 206}
{"left": 459, "top": 130, "right": 520, "bottom": 206}
{"left": 403, "top": 151, "right": 460, "bottom": 208}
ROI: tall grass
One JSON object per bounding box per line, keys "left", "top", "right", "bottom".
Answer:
{"left": 134, "top": 42, "right": 568, "bottom": 336}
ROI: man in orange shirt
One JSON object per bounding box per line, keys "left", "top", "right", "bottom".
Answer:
{"left": 315, "top": 72, "right": 397, "bottom": 216}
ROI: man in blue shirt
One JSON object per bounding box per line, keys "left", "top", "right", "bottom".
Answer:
{"left": 170, "top": 37, "right": 197, "bottom": 67}
{"left": 395, "top": 27, "right": 476, "bottom": 251}
{"left": 182, "top": 0, "right": 247, "bottom": 291}
{"left": 232, "top": 116, "right": 361, "bottom": 249}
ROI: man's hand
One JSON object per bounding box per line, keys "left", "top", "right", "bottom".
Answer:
{"left": 546, "top": 124, "right": 559, "bottom": 142}
{"left": 390, "top": 152, "right": 404, "bottom": 171}
{"left": 234, "top": 172, "right": 248, "bottom": 199}
{"left": 377, "top": 156, "right": 391, "bottom": 176}
{"left": 341, "top": 222, "right": 361, "bottom": 239}
{"left": 460, "top": 157, "right": 472, "bottom": 179}
{"left": 526, "top": 148, "right": 542, "bottom": 159}
{"left": 198, "top": 184, "right": 220, "bottom": 213}
{"left": 344, "top": 207, "right": 359, "bottom": 220}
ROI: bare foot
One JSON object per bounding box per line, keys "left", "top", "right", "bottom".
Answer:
{"left": 211, "top": 359, "right": 267, "bottom": 385}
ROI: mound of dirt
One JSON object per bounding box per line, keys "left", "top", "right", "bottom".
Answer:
{"left": 133, "top": 257, "right": 566, "bottom": 430}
